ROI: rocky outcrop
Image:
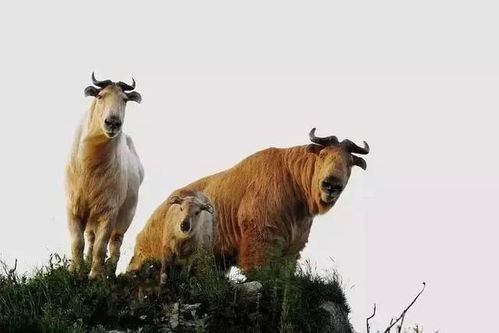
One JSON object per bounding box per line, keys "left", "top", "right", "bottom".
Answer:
{"left": 319, "top": 301, "right": 354, "bottom": 333}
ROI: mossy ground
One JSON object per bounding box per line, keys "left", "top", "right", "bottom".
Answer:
{"left": 0, "top": 253, "right": 350, "bottom": 332}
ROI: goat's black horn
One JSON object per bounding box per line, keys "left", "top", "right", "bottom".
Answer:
{"left": 117, "top": 77, "right": 136, "bottom": 92}
{"left": 309, "top": 128, "right": 339, "bottom": 146}
{"left": 341, "top": 139, "right": 370, "bottom": 155}
{"left": 91, "top": 72, "right": 113, "bottom": 88}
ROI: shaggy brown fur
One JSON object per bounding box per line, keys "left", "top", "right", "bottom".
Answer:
{"left": 132, "top": 130, "right": 368, "bottom": 273}
{"left": 127, "top": 192, "right": 215, "bottom": 283}
{"left": 66, "top": 79, "right": 143, "bottom": 279}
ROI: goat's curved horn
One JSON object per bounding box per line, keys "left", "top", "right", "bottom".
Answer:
{"left": 341, "top": 139, "right": 370, "bottom": 155}
{"left": 117, "top": 78, "right": 136, "bottom": 92}
{"left": 309, "top": 128, "right": 339, "bottom": 146}
{"left": 91, "top": 72, "right": 113, "bottom": 88}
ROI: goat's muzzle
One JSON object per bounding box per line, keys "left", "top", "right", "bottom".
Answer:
{"left": 320, "top": 178, "right": 344, "bottom": 204}
{"left": 104, "top": 116, "right": 122, "bottom": 137}
{"left": 180, "top": 219, "right": 191, "bottom": 234}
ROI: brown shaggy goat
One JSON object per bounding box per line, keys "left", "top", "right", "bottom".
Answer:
{"left": 133, "top": 128, "right": 368, "bottom": 273}
{"left": 66, "top": 73, "right": 143, "bottom": 279}
{"left": 127, "top": 191, "right": 215, "bottom": 284}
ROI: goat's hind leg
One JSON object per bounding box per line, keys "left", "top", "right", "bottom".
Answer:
{"left": 85, "top": 229, "right": 95, "bottom": 265}
{"left": 106, "top": 232, "right": 124, "bottom": 277}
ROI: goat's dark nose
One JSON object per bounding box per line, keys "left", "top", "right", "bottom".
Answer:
{"left": 104, "top": 116, "right": 122, "bottom": 131}
{"left": 321, "top": 180, "right": 343, "bottom": 194}
{"left": 180, "top": 219, "right": 191, "bottom": 233}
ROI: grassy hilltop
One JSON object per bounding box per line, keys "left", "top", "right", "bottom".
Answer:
{"left": 0, "top": 254, "right": 428, "bottom": 333}
{"left": 0, "top": 254, "right": 351, "bottom": 333}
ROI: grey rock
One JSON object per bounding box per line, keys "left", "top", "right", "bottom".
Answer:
{"left": 169, "top": 302, "right": 180, "bottom": 329}
{"left": 319, "top": 301, "right": 354, "bottom": 333}
{"left": 239, "top": 281, "right": 263, "bottom": 294}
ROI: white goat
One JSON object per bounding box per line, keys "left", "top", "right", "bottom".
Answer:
{"left": 66, "top": 73, "right": 144, "bottom": 279}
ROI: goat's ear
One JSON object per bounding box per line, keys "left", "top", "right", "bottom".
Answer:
{"left": 126, "top": 91, "right": 142, "bottom": 104}
{"left": 202, "top": 203, "right": 215, "bottom": 214}
{"left": 84, "top": 86, "right": 99, "bottom": 97}
{"left": 169, "top": 195, "right": 183, "bottom": 205}
{"left": 351, "top": 155, "right": 367, "bottom": 170}
{"left": 306, "top": 144, "right": 323, "bottom": 155}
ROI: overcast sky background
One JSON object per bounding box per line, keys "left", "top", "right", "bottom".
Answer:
{"left": 0, "top": 1, "right": 498, "bottom": 332}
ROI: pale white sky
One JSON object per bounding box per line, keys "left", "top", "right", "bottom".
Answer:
{"left": 0, "top": 1, "right": 498, "bottom": 332}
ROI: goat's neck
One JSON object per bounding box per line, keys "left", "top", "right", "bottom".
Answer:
{"left": 79, "top": 105, "right": 122, "bottom": 167}
{"left": 283, "top": 146, "right": 319, "bottom": 216}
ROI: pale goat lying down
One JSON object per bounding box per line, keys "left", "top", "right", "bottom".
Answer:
{"left": 128, "top": 191, "right": 215, "bottom": 283}
{"left": 66, "top": 73, "right": 143, "bottom": 279}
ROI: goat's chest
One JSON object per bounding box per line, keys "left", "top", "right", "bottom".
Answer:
{"left": 173, "top": 239, "right": 196, "bottom": 264}
{"left": 80, "top": 160, "right": 128, "bottom": 206}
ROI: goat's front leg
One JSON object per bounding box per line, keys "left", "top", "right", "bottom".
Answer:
{"left": 89, "top": 213, "right": 116, "bottom": 279}
{"left": 68, "top": 210, "right": 85, "bottom": 273}
{"left": 239, "top": 228, "right": 288, "bottom": 274}
{"left": 107, "top": 196, "right": 138, "bottom": 275}
{"left": 160, "top": 251, "right": 175, "bottom": 285}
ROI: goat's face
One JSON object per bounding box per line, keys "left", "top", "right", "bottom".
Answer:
{"left": 84, "top": 73, "right": 142, "bottom": 139}
{"left": 307, "top": 128, "right": 369, "bottom": 213}
{"left": 93, "top": 85, "right": 128, "bottom": 138}
{"left": 313, "top": 146, "right": 352, "bottom": 207}
{"left": 169, "top": 196, "right": 214, "bottom": 239}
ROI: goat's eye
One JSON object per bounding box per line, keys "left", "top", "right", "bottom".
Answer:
{"left": 195, "top": 211, "right": 200, "bottom": 216}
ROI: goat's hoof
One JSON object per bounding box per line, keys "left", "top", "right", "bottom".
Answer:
{"left": 88, "top": 270, "right": 105, "bottom": 280}
{"left": 160, "top": 273, "right": 168, "bottom": 285}
{"left": 68, "top": 262, "right": 81, "bottom": 272}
